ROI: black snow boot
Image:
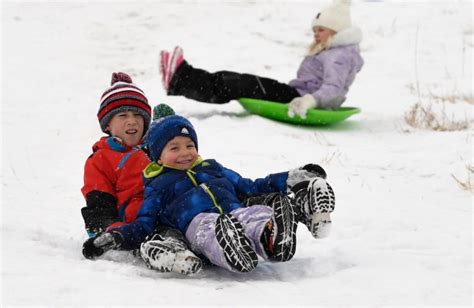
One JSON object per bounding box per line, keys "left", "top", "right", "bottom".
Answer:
{"left": 215, "top": 214, "right": 258, "bottom": 273}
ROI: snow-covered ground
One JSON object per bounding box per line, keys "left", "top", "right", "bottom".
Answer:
{"left": 1, "top": 0, "right": 472, "bottom": 307}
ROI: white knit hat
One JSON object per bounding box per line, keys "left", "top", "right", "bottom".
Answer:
{"left": 312, "top": 0, "right": 352, "bottom": 33}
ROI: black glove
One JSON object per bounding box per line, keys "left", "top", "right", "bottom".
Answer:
{"left": 287, "top": 164, "right": 327, "bottom": 188}
{"left": 81, "top": 191, "right": 120, "bottom": 236}
{"left": 82, "top": 231, "right": 123, "bottom": 259}
{"left": 301, "top": 164, "right": 327, "bottom": 179}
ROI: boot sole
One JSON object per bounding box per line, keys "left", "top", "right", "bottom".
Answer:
{"left": 310, "top": 212, "right": 332, "bottom": 239}
{"left": 160, "top": 51, "right": 169, "bottom": 91}
{"left": 166, "top": 46, "right": 183, "bottom": 91}
{"left": 270, "top": 194, "right": 297, "bottom": 262}
{"left": 215, "top": 214, "right": 258, "bottom": 273}
{"left": 308, "top": 178, "right": 335, "bottom": 238}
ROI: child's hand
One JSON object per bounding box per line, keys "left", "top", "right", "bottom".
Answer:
{"left": 301, "top": 164, "right": 327, "bottom": 179}
{"left": 288, "top": 94, "right": 317, "bottom": 118}
{"left": 287, "top": 164, "right": 327, "bottom": 188}
{"left": 82, "top": 231, "right": 123, "bottom": 259}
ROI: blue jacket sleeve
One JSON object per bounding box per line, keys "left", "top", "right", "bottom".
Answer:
{"left": 114, "top": 184, "right": 163, "bottom": 250}
{"left": 220, "top": 165, "right": 289, "bottom": 197}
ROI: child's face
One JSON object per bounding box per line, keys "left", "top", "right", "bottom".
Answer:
{"left": 106, "top": 111, "right": 145, "bottom": 147}
{"left": 313, "top": 26, "right": 336, "bottom": 44}
{"left": 158, "top": 136, "right": 198, "bottom": 170}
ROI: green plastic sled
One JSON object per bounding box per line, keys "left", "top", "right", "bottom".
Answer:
{"left": 238, "top": 98, "right": 361, "bottom": 126}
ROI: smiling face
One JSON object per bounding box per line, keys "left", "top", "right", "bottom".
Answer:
{"left": 158, "top": 136, "right": 199, "bottom": 170}
{"left": 313, "top": 26, "right": 336, "bottom": 44}
{"left": 106, "top": 111, "right": 145, "bottom": 147}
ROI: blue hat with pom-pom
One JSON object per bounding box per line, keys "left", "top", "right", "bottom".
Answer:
{"left": 145, "top": 105, "right": 198, "bottom": 162}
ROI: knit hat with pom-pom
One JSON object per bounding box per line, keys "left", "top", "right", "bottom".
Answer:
{"left": 97, "top": 72, "right": 152, "bottom": 134}
{"left": 153, "top": 103, "right": 175, "bottom": 120}
{"left": 312, "top": 0, "right": 352, "bottom": 33}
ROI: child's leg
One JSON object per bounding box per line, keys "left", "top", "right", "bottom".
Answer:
{"left": 291, "top": 178, "right": 335, "bottom": 239}
{"left": 227, "top": 205, "right": 273, "bottom": 259}
{"left": 168, "top": 61, "right": 300, "bottom": 104}
{"left": 185, "top": 212, "right": 258, "bottom": 273}
{"left": 242, "top": 192, "right": 281, "bottom": 208}
{"left": 231, "top": 201, "right": 297, "bottom": 262}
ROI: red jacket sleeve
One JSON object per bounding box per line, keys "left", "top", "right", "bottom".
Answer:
{"left": 81, "top": 150, "right": 121, "bottom": 236}
{"left": 81, "top": 151, "right": 117, "bottom": 199}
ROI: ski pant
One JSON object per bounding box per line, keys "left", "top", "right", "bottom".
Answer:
{"left": 243, "top": 190, "right": 306, "bottom": 223}
{"left": 168, "top": 61, "right": 300, "bottom": 104}
{"left": 147, "top": 225, "right": 188, "bottom": 243}
{"left": 184, "top": 205, "right": 273, "bottom": 272}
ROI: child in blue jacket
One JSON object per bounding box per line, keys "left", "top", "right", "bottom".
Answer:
{"left": 91, "top": 113, "right": 334, "bottom": 273}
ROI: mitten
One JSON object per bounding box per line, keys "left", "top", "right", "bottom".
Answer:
{"left": 82, "top": 231, "right": 123, "bottom": 259}
{"left": 287, "top": 94, "right": 317, "bottom": 118}
{"left": 287, "top": 164, "right": 327, "bottom": 188}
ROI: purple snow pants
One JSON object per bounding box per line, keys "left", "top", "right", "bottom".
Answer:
{"left": 185, "top": 205, "right": 273, "bottom": 272}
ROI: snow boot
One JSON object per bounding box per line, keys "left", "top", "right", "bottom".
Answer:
{"left": 260, "top": 193, "right": 297, "bottom": 262}
{"left": 292, "top": 177, "right": 335, "bottom": 239}
{"left": 215, "top": 214, "right": 258, "bottom": 273}
{"left": 159, "top": 50, "right": 170, "bottom": 91}
{"left": 140, "top": 233, "right": 202, "bottom": 275}
{"left": 160, "top": 46, "right": 183, "bottom": 91}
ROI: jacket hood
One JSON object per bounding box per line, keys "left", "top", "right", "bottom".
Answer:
{"left": 329, "top": 26, "right": 362, "bottom": 48}
{"left": 92, "top": 136, "right": 139, "bottom": 153}
{"left": 143, "top": 156, "right": 204, "bottom": 179}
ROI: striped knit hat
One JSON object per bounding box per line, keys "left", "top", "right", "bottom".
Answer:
{"left": 97, "top": 72, "right": 152, "bottom": 134}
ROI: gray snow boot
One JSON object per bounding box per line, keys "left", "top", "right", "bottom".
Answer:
{"left": 140, "top": 232, "right": 202, "bottom": 275}
{"left": 292, "top": 177, "right": 335, "bottom": 239}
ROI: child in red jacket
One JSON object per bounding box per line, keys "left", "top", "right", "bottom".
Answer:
{"left": 81, "top": 72, "right": 202, "bottom": 275}
{"left": 81, "top": 72, "right": 152, "bottom": 236}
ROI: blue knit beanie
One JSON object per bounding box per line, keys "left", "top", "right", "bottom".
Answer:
{"left": 145, "top": 114, "right": 198, "bottom": 162}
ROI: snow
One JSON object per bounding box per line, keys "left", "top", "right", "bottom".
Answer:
{"left": 1, "top": 0, "right": 472, "bottom": 307}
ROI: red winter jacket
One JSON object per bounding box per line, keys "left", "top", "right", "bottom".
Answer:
{"left": 81, "top": 136, "right": 150, "bottom": 236}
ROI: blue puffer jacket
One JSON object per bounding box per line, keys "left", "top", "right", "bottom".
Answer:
{"left": 116, "top": 158, "right": 288, "bottom": 249}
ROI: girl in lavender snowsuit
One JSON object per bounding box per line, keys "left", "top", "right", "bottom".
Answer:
{"left": 159, "top": 0, "right": 363, "bottom": 118}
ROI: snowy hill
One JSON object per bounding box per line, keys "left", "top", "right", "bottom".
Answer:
{"left": 2, "top": 0, "right": 472, "bottom": 307}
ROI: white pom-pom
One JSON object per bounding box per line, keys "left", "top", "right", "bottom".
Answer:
{"left": 333, "top": 0, "right": 351, "bottom": 6}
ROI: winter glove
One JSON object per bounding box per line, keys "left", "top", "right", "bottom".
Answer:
{"left": 81, "top": 191, "right": 120, "bottom": 237}
{"left": 287, "top": 94, "right": 317, "bottom": 118}
{"left": 301, "top": 164, "right": 327, "bottom": 179}
{"left": 287, "top": 164, "right": 327, "bottom": 188}
{"left": 82, "top": 231, "right": 123, "bottom": 259}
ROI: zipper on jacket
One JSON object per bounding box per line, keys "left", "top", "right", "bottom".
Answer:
{"left": 185, "top": 169, "right": 224, "bottom": 215}
{"left": 144, "top": 159, "right": 224, "bottom": 214}
{"left": 200, "top": 183, "right": 224, "bottom": 215}
{"left": 185, "top": 169, "right": 198, "bottom": 186}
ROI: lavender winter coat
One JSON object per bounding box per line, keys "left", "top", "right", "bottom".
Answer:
{"left": 289, "top": 26, "right": 364, "bottom": 109}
